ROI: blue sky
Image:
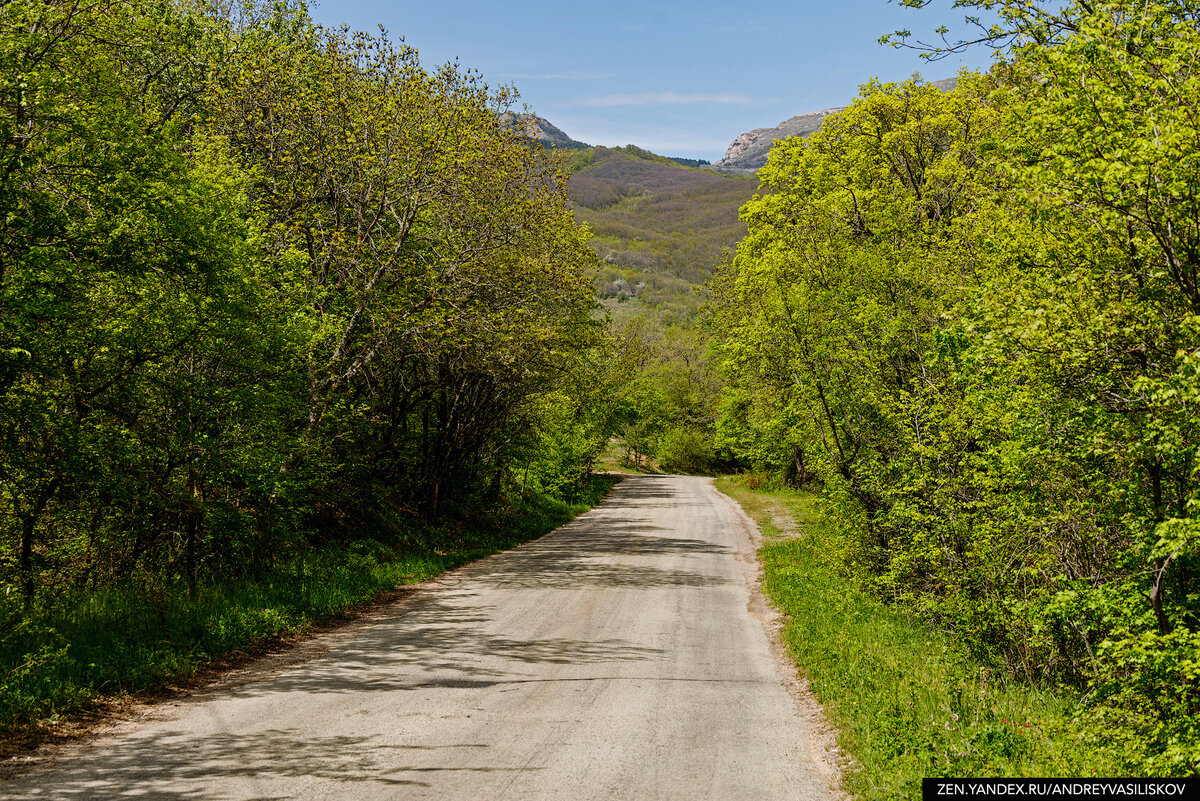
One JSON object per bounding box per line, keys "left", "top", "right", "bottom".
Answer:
{"left": 307, "top": 1, "right": 998, "bottom": 162}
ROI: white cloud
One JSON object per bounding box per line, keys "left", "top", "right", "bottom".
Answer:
{"left": 564, "top": 92, "right": 756, "bottom": 109}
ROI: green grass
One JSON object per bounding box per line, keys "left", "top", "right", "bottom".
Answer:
{"left": 0, "top": 476, "right": 619, "bottom": 741}
{"left": 715, "top": 476, "right": 1119, "bottom": 798}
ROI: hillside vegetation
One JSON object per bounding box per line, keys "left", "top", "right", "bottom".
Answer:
{"left": 549, "top": 146, "right": 749, "bottom": 475}
{"left": 719, "top": 478, "right": 1120, "bottom": 795}
{"left": 564, "top": 146, "right": 756, "bottom": 320}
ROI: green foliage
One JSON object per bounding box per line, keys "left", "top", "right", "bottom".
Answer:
{"left": 711, "top": 72, "right": 1000, "bottom": 511}
{"left": 603, "top": 316, "right": 725, "bottom": 474}
{"left": 566, "top": 146, "right": 745, "bottom": 432}
{"left": 667, "top": 156, "right": 711, "bottom": 169}
{"left": 208, "top": 13, "right": 601, "bottom": 521}
{"left": 657, "top": 427, "right": 715, "bottom": 475}
{"left": 712, "top": 2, "right": 1200, "bottom": 773}
{"left": 510, "top": 389, "right": 608, "bottom": 498}
{"left": 0, "top": 0, "right": 606, "bottom": 692}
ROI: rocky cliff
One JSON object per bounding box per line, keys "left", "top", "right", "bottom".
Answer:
{"left": 715, "top": 108, "right": 843, "bottom": 172}
{"left": 713, "top": 77, "right": 958, "bottom": 172}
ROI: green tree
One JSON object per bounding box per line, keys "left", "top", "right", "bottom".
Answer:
{"left": 0, "top": 0, "right": 602, "bottom": 613}
{"left": 713, "top": 74, "right": 999, "bottom": 519}
{"left": 209, "top": 7, "right": 599, "bottom": 519}
{"left": 0, "top": 0, "right": 264, "bottom": 606}
{"left": 969, "top": 2, "right": 1200, "bottom": 770}
{"left": 735, "top": 0, "right": 1200, "bottom": 771}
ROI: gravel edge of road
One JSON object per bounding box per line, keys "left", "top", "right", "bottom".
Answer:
{"left": 708, "top": 478, "right": 848, "bottom": 797}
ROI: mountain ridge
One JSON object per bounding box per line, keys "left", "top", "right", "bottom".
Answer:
{"left": 714, "top": 107, "right": 843, "bottom": 173}
{"left": 508, "top": 75, "right": 960, "bottom": 174}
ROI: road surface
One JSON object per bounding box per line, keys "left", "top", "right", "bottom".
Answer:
{"left": 4, "top": 475, "right": 841, "bottom": 800}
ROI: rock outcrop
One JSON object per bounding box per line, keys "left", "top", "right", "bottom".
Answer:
{"left": 498, "top": 112, "right": 590, "bottom": 149}
{"left": 713, "top": 77, "right": 959, "bottom": 173}
{"left": 715, "top": 108, "right": 843, "bottom": 172}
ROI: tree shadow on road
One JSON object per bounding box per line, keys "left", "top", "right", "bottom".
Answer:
{"left": 595, "top": 475, "right": 687, "bottom": 509}
{"left": 459, "top": 520, "right": 734, "bottom": 591}
{"left": 4, "top": 476, "right": 753, "bottom": 796}
{"left": 212, "top": 474, "right": 739, "bottom": 696}
{"left": 221, "top": 590, "right": 667, "bottom": 696}
{"left": 3, "top": 729, "right": 522, "bottom": 800}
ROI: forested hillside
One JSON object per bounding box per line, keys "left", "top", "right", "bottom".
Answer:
{"left": 566, "top": 146, "right": 756, "bottom": 320}
{"left": 540, "top": 146, "right": 751, "bottom": 475}
{"left": 711, "top": 0, "right": 1200, "bottom": 774}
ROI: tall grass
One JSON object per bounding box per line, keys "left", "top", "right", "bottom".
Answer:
{"left": 715, "top": 477, "right": 1118, "bottom": 798}
{"left": 0, "top": 476, "right": 619, "bottom": 739}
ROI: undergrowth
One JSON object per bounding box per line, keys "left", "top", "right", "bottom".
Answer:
{"left": 715, "top": 476, "right": 1119, "bottom": 798}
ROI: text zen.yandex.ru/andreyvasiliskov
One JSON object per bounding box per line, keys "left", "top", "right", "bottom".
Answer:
{"left": 922, "top": 779, "right": 1198, "bottom": 800}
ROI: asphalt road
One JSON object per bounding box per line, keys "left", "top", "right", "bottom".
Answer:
{"left": 4, "top": 475, "right": 841, "bottom": 800}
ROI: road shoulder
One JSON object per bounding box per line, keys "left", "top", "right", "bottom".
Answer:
{"left": 710, "top": 478, "right": 847, "bottom": 794}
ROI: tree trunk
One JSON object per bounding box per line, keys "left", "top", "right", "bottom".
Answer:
{"left": 19, "top": 513, "right": 35, "bottom": 611}
{"left": 17, "top": 477, "right": 62, "bottom": 612}
{"left": 185, "top": 464, "right": 198, "bottom": 598}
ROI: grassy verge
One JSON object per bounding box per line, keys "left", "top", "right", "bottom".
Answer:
{"left": 715, "top": 476, "right": 1119, "bottom": 799}
{"left": 0, "top": 476, "right": 619, "bottom": 747}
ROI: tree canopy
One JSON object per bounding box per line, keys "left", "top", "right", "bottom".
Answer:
{"left": 0, "top": 0, "right": 602, "bottom": 615}
{"left": 713, "top": 0, "right": 1200, "bottom": 774}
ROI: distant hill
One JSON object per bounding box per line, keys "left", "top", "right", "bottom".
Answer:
{"left": 494, "top": 113, "right": 755, "bottom": 318}
{"left": 509, "top": 83, "right": 962, "bottom": 317}
{"left": 499, "top": 112, "right": 591, "bottom": 149}
{"left": 714, "top": 77, "right": 958, "bottom": 172}
{"left": 561, "top": 145, "right": 757, "bottom": 320}
{"left": 505, "top": 80, "right": 960, "bottom": 317}
{"left": 511, "top": 83, "right": 971, "bottom": 320}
